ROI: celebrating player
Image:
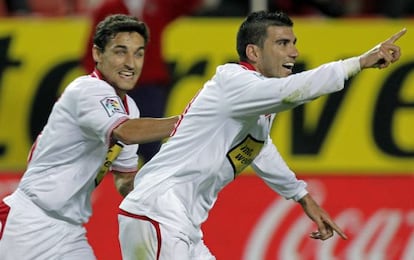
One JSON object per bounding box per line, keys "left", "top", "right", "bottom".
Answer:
{"left": 117, "top": 10, "right": 406, "bottom": 260}
{"left": 0, "top": 14, "right": 177, "bottom": 259}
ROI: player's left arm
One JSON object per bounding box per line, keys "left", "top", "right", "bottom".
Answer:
{"left": 112, "top": 170, "right": 137, "bottom": 197}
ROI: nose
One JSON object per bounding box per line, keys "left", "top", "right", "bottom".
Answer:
{"left": 124, "top": 53, "right": 135, "bottom": 69}
{"left": 290, "top": 45, "right": 299, "bottom": 59}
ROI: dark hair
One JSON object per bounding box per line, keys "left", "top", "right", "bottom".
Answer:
{"left": 236, "top": 11, "right": 293, "bottom": 61}
{"left": 93, "top": 14, "right": 150, "bottom": 51}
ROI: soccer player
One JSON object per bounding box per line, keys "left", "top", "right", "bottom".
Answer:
{"left": 117, "top": 10, "right": 406, "bottom": 260}
{"left": 82, "top": 0, "right": 208, "bottom": 164}
{"left": 0, "top": 14, "right": 177, "bottom": 259}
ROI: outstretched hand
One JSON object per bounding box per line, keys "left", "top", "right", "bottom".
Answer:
{"left": 298, "top": 194, "right": 348, "bottom": 241}
{"left": 359, "top": 28, "right": 407, "bottom": 69}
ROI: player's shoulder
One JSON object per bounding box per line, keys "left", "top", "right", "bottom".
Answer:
{"left": 66, "top": 75, "right": 112, "bottom": 93}
{"left": 217, "top": 62, "right": 258, "bottom": 75}
{"left": 216, "top": 62, "right": 241, "bottom": 73}
{"left": 215, "top": 62, "right": 257, "bottom": 83}
{"left": 75, "top": 74, "right": 109, "bottom": 86}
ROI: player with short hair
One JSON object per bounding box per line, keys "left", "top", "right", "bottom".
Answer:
{"left": 0, "top": 14, "right": 178, "bottom": 259}
{"left": 117, "top": 10, "right": 406, "bottom": 260}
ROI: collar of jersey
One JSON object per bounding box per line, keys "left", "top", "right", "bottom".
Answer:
{"left": 90, "top": 68, "right": 104, "bottom": 80}
{"left": 239, "top": 61, "right": 256, "bottom": 71}
{"left": 90, "top": 68, "right": 129, "bottom": 114}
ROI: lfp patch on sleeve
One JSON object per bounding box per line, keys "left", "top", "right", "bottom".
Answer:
{"left": 100, "top": 96, "right": 126, "bottom": 117}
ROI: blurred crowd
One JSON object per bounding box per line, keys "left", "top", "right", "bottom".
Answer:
{"left": 1, "top": 0, "right": 414, "bottom": 18}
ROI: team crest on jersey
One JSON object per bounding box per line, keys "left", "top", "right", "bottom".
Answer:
{"left": 226, "top": 134, "right": 264, "bottom": 176}
{"left": 100, "top": 96, "right": 126, "bottom": 117}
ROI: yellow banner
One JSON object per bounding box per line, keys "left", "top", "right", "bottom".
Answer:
{"left": 0, "top": 17, "right": 89, "bottom": 171}
{"left": 0, "top": 17, "right": 413, "bottom": 175}
{"left": 163, "top": 17, "right": 414, "bottom": 174}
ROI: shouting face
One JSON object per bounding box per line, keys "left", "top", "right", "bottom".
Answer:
{"left": 93, "top": 31, "right": 145, "bottom": 97}
{"left": 253, "top": 26, "right": 299, "bottom": 78}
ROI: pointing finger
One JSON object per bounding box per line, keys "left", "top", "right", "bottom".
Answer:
{"left": 330, "top": 221, "right": 348, "bottom": 240}
{"left": 385, "top": 28, "right": 407, "bottom": 44}
{"left": 323, "top": 218, "right": 348, "bottom": 240}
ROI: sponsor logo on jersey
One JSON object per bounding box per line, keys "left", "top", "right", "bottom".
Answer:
{"left": 100, "top": 96, "right": 126, "bottom": 117}
{"left": 226, "top": 134, "right": 264, "bottom": 175}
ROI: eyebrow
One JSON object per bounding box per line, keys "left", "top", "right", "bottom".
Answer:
{"left": 113, "top": 45, "right": 145, "bottom": 51}
{"left": 113, "top": 45, "right": 127, "bottom": 50}
{"left": 275, "top": 37, "right": 297, "bottom": 44}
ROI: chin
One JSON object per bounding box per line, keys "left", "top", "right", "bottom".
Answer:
{"left": 124, "top": 86, "right": 136, "bottom": 92}
{"left": 283, "top": 71, "right": 293, "bottom": 77}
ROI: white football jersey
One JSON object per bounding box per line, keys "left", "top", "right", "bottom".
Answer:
{"left": 19, "top": 70, "right": 139, "bottom": 224}
{"left": 120, "top": 59, "right": 359, "bottom": 241}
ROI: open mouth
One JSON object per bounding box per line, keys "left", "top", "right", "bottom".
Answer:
{"left": 119, "top": 71, "right": 134, "bottom": 78}
{"left": 282, "top": 62, "right": 294, "bottom": 70}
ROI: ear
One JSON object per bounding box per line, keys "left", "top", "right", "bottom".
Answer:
{"left": 92, "top": 45, "right": 102, "bottom": 63}
{"left": 246, "top": 44, "right": 260, "bottom": 62}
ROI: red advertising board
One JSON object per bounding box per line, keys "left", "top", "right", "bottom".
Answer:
{"left": 203, "top": 175, "right": 414, "bottom": 260}
{"left": 1, "top": 173, "right": 414, "bottom": 260}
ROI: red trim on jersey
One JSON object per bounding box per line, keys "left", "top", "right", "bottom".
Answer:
{"left": 239, "top": 61, "right": 256, "bottom": 71}
{"left": 122, "top": 96, "right": 129, "bottom": 115}
{"left": 118, "top": 209, "right": 162, "bottom": 260}
{"left": 107, "top": 117, "right": 129, "bottom": 146}
{"left": 0, "top": 200, "right": 11, "bottom": 240}
{"left": 171, "top": 89, "right": 201, "bottom": 136}
{"left": 90, "top": 68, "right": 104, "bottom": 79}
{"left": 27, "top": 133, "right": 41, "bottom": 163}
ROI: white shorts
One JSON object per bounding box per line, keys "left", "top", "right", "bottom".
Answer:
{"left": 118, "top": 209, "right": 215, "bottom": 260}
{"left": 0, "top": 189, "right": 96, "bottom": 260}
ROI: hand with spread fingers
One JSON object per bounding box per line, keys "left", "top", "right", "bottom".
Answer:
{"left": 298, "top": 194, "right": 348, "bottom": 241}
{"left": 360, "top": 28, "right": 407, "bottom": 69}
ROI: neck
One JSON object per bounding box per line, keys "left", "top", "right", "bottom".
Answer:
{"left": 90, "top": 68, "right": 126, "bottom": 98}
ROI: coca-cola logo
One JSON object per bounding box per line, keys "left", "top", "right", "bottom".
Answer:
{"left": 242, "top": 180, "right": 414, "bottom": 260}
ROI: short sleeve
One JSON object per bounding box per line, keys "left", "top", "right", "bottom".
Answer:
{"left": 74, "top": 77, "right": 130, "bottom": 145}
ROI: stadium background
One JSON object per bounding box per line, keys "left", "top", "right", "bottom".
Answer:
{"left": 0, "top": 1, "right": 413, "bottom": 259}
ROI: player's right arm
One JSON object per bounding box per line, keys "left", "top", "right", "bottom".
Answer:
{"left": 112, "top": 116, "right": 179, "bottom": 145}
